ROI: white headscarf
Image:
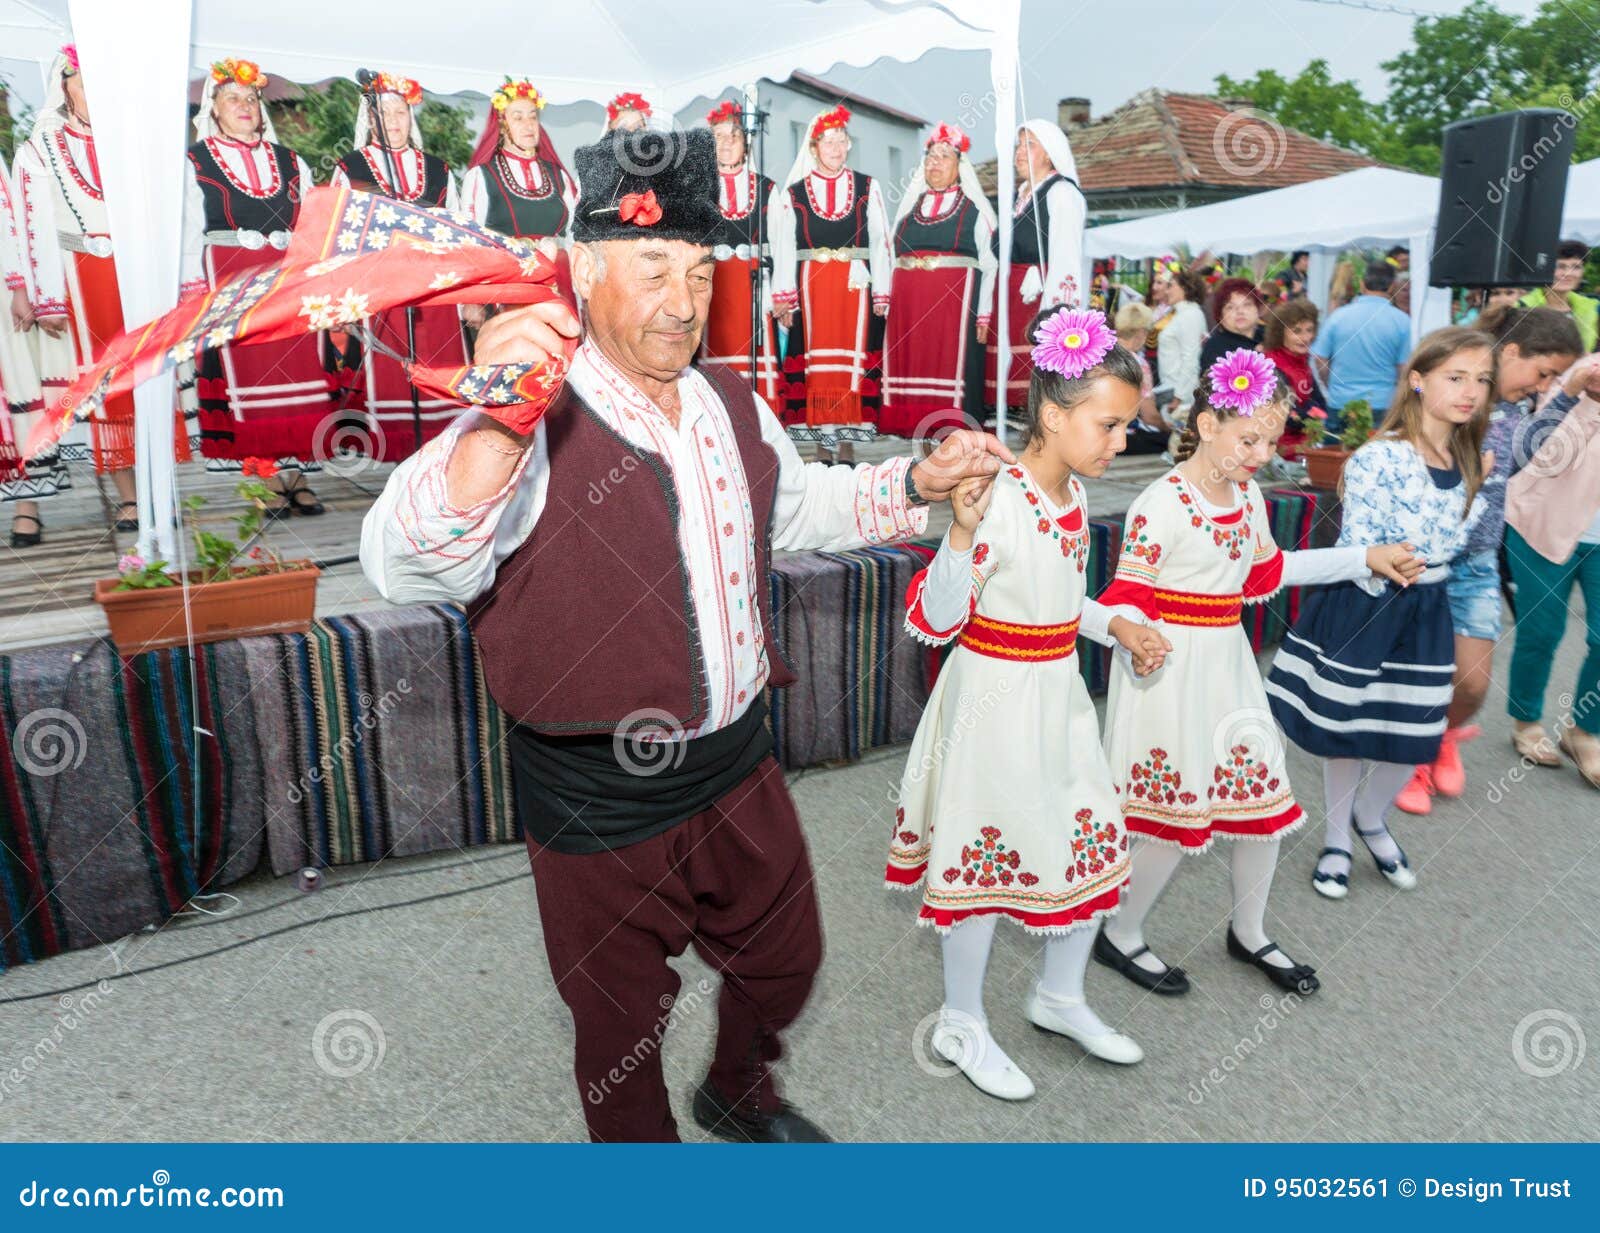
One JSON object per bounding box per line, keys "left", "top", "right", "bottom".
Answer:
{"left": 26, "top": 48, "right": 76, "bottom": 142}
{"left": 892, "top": 138, "right": 999, "bottom": 230}
{"left": 784, "top": 109, "right": 842, "bottom": 186}
{"left": 1019, "top": 117, "right": 1079, "bottom": 187}
{"left": 194, "top": 72, "right": 279, "bottom": 143}
{"left": 353, "top": 78, "right": 425, "bottom": 152}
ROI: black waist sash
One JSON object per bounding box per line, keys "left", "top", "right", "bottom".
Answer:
{"left": 508, "top": 698, "right": 774, "bottom": 854}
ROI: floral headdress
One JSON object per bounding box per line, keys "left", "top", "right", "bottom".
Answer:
{"left": 1031, "top": 309, "right": 1116, "bottom": 380}
{"left": 211, "top": 58, "right": 265, "bottom": 89}
{"left": 1152, "top": 254, "right": 1182, "bottom": 276}
{"left": 60, "top": 43, "right": 79, "bottom": 76}
{"left": 706, "top": 99, "right": 741, "bottom": 127}
{"left": 810, "top": 105, "right": 850, "bottom": 142}
{"left": 367, "top": 72, "right": 423, "bottom": 106}
{"left": 606, "top": 91, "right": 652, "bottom": 123}
{"left": 1206, "top": 348, "right": 1278, "bottom": 416}
{"left": 492, "top": 77, "right": 545, "bottom": 112}
{"left": 925, "top": 122, "right": 970, "bottom": 154}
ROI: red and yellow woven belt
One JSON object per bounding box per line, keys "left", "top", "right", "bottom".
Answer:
{"left": 1153, "top": 588, "right": 1243, "bottom": 627}
{"left": 957, "top": 613, "right": 1080, "bottom": 662}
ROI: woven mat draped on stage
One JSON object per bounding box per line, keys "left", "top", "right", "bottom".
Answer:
{"left": 0, "top": 487, "right": 1329, "bottom": 971}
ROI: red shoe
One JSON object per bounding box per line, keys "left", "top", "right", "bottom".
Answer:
{"left": 1432, "top": 724, "right": 1479, "bottom": 798}
{"left": 1394, "top": 764, "right": 1435, "bottom": 815}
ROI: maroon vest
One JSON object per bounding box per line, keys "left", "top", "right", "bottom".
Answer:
{"left": 467, "top": 362, "right": 796, "bottom": 734}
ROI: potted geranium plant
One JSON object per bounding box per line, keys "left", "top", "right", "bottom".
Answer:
{"left": 1302, "top": 399, "right": 1373, "bottom": 488}
{"left": 94, "top": 458, "right": 320, "bottom": 654}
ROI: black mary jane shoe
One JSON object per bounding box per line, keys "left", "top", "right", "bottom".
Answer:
{"left": 1226, "top": 926, "right": 1320, "bottom": 995}
{"left": 691, "top": 1078, "right": 833, "bottom": 1143}
{"left": 113, "top": 500, "right": 140, "bottom": 533}
{"left": 1311, "top": 846, "right": 1352, "bottom": 900}
{"left": 1092, "top": 927, "right": 1190, "bottom": 995}
{"left": 10, "top": 512, "right": 43, "bottom": 548}
{"left": 285, "top": 483, "right": 326, "bottom": 516}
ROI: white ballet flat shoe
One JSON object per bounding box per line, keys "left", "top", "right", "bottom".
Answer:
{"left": 1026, "top": 990, "right": 1145, "bottom": 1065}
{"left": 930, "top": 1012, "right": 1035, "bottom": 1101}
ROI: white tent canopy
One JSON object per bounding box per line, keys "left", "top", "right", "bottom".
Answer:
{"left": 1085, "top": 166, "right": 1451, "bottom": 347}
{"left": 1559, "top": 158, "right": 1600, "bottom": 244}
{"left": 22, "top": 0, "right": 1025, "bottom": 556}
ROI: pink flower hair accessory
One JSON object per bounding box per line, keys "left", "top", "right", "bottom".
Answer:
{"left": 61, "top": 44, "right": 80, "bottom": 73}
{"left": 1031, "top": 309, "right": 1116, "bottom": 380}
{"left": 1207, "top": 348, "right": 1277, "bottom": 415}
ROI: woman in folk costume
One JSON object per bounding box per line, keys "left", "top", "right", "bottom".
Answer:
{"left": 887, "top": 309, "right": 1173, "bottom": 1099}
{"left": 699, "top": 98, "right": 780, "bottom": 405}
{"left": 459, "top": 78, "right": 577, "bottom": 312}
{"left": 15, "top": 44, "right": 190, "bottom": 534}
{"left": 602, "top": 92, "right": 653, "bottom": 134}
{"left": 3, "top": 159, "right": 60, "bottom": 546}
{"left": 770, "top": 105, "right": 893, "bottom": 464}
{"left": 987, "top": 119, "right": 1086, "bottom": 418}
{"left": 1094, "top": 351, "right": 1421, "bottom": 1001}
{"left": 879, "top": 123, "right": 996, "bottom": 440}
{"left": 329, "top": 71, "right": 467, "bottom": 461}
{"left": 180, "top": 57, "right": 332, "bottom": 515}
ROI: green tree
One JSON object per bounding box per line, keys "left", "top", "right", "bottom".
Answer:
{"left": 0, "top": 77, "right": 33, "bottom": 165}
{"left": 287, "top": 79, "right": 475, "bottom": 185}
{"left": 418, "top": 98, "right": 475, "bottom": 171}
{"left": 1214, "top": 59, "right": 1380, "bottom": 154}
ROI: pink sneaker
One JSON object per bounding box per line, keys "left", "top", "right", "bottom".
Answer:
{"left": 1432, "top": 725, "right": 1479, "bottom": 798}
{"left": 1394, "top": 765, "right": 1435, "bottom": 816}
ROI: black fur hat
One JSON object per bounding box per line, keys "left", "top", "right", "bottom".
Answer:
{"left": 570, "top": 127, "right": 723, "bottom": 246}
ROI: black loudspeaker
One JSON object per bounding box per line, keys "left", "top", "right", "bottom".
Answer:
{"left": 1430, "top": 109, "right": 1574, "bottom": 288}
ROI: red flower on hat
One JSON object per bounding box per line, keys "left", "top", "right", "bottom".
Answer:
{"left": 926, "top": 123, "right": 970, "bottom": 154}
{"left": 619, "top": 190, "right": 662, "bottom": 226}
{"left": 706, "top": 99, "right": 741, "bottom": 126}
{"left": 810, "top": 105, "right": 851, "bottom": 142}
{"left": 607, "top": 91, "right": 652, "bottom": 122}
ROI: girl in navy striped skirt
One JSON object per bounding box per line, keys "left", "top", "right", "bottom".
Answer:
{"left": 1267, "top": 327, "right": 1494, "bottom": 898}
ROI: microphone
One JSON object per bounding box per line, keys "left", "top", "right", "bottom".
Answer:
{"left": 355, "top": 68, "right": 378, "bottom": 87}
{"left": 741, "top": 81, "right": 760, "bottom": 133}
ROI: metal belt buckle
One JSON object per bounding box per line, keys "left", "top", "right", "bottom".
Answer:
{"left": 85, "top": 235, "right": 113, "bottom": 259}
{"left": 267, "top": 230, "right": 291, "bottom": 250}
{"left": 733, "top": 243, "right": 754, "bottom": 261}
{"left": 712, "top": 243, "right": 735, "bottom": 262}
{"left": 237, "top": 230, "right": 267, "bottom": 251}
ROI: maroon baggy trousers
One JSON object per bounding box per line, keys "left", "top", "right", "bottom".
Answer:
{"left": 525, "top": 756, "right": 824, "bottom": 1141}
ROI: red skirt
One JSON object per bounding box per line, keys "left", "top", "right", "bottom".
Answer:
{"left": 69, "top": 252, "right": 190, "bottom": 473}
{"left": 984, "top": 264, "right": 1036, "bottom": 411}
{"left": 196, "top": 244, "right": 336, "bottom": 464}
{"left": 702, "top": 256, "right": 779, "bottom": 407}
{"left": 352, "top": 305, "right": 468, "bottom": 462}
{"left": 880, "top": 264, "right": 982, "bottom": 439}
{"left": 781, "top": 259, "right": 880, "bottom": 428}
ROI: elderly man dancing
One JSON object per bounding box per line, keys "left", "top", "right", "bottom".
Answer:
{"left": 362, "top": 128, "right": 1011, "bottom": 1143}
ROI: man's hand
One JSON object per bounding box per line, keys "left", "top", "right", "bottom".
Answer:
{"left": 472, "top": 299, "right": 581, "bottom": 368}
{"left": 462, "top": 303, "right": 488, "bottom": 330}
{"left": 1109, "top": 615, "right": 1172, "bottom": 677}
{"left": 775, "top": 307, "right": 796, "bottom": 329}
{"left": 11, "top": 288, "right": 36, "bottom": 332}
{"left": 911, "top": 429, "right": 1017, "bottom": 506}
{"left": 872, "top": 301, "right": 889, "bottom": 318}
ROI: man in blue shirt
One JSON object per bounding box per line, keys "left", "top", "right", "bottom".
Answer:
{"left": 1313, "top": 261, "right": 1412, "bottom": 423}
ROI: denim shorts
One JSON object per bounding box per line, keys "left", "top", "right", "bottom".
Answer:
{"left": 1446, "top": 548, "right": 1505, "bottom": 641}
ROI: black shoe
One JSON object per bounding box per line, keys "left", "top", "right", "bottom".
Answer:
{"left": 1226, "top": 925, "right": 1320, "bottom": 995}
{"left": 690, "top": 1078, "right": 833, "bottom": 1143}
{"left": 113, "top": 501, "right": 139, "bottom": 532}
{"left": 10, "top": 512, "right": 42, "bottom": 548}
{"left": 286, "top": 484, "right": 326, "bottom": 516}
{"left": 1093, "top": 927, "right": 1190, "bottom": 995}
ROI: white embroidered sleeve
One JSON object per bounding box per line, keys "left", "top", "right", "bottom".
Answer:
{"left": 1280, "top": 544, "right": 1370, "bottom": 588}
{"left": 768, "top": 184, "right": 798, "bottom": 312}
{"left": 359, "top": 417, "right": 550, "bottom": 605}
{"left": 1042, "top": 181, "right": 1085, "bottom": 309}
{"left": 15, "top": 146, "right": 66, "bottom": 314}
{"left": 179, "top": 158, "right": 207, "bottom": 295}
{"left": 866, "top": 177, "right": 892, "bottom": 307}
{"left": 975, "top": 210, "right": 997, "bottom": 326}
{"left": 459, "top": 166, "right": 488, "bottom": 225}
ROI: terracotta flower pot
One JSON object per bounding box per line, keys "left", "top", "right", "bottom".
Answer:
{"left": 1301, "top": 445, "right": 1352, "bottom": 490}
{"left": 94, "top": 563, "right": 320, "bottom": 655}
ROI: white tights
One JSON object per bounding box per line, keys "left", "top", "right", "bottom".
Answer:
{"left": 1315, "top": 758, "right": 1412, "bottom": 879}
{"left": 939, "top": 917, "right": 1107, "bottom": 1074}
{"left": 1101, "top": 837, "right": 1293, "bottom": 972}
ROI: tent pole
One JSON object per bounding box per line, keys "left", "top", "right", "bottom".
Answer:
{"left": 991, "top": 0, "right": 1020, "bottom": 445}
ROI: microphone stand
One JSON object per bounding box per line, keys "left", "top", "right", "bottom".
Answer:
{"left": 744, "top": 97, "right": 769, "bottom": 401}
{"left": 361, "top": 86, "right": 425, "bottom": 456}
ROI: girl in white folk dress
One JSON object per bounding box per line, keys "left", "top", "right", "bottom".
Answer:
{"left": 1095, "top": 350, "right": 1423, "bottom": 1000}
{"left": 886, "top": 308, "right": 1171, "bottom": 1101}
